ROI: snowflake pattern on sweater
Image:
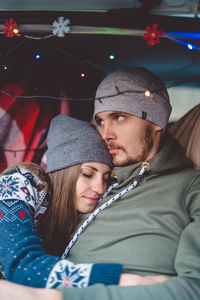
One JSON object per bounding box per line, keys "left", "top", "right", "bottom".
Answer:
{"left": 0, "top": 166, "right": 48, "bottom": 225}
{"left": 46, "top": 260, "right": 92, "bottom": 288}
{"left": 0, "top": 167, "right": 121, "bottom": 288}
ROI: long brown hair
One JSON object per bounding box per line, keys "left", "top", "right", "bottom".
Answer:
{"left": 38, "top": 164, "right": 81, "bottom": 256}
{"left": 1, "top": 161, "right": 81, "bottom": 257}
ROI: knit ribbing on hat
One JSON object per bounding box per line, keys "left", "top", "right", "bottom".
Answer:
{"left": 94, "top": 67, "right": 172, "bottom": 129}
{"left": 46, "top": 115, "right": 113, "bottom": 173}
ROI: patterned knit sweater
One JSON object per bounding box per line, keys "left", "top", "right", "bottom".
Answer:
{"left": 0, "top": 166, "right": 122, "bottom": 288}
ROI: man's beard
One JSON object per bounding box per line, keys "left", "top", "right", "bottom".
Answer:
{"left": 108, "top": 126, "right": 154, "bottom": 167}
{"left": 111, "top": 151, "right": 137, "bottom": 167}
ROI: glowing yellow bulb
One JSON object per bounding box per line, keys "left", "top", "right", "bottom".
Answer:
{"left": 13, "top": 28, "right": 19, "bottom": 34}
{"left": 144, "top": 90, "right": 151, "bottom": 97}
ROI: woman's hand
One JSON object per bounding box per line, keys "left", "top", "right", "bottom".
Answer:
{"left": 119, "top": 273, "right": 170, "bottom": 286}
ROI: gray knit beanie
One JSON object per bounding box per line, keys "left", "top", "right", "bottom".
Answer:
{"left": 46, "top": 115, "right": 113, "bottom": 173}
{"left": 94, "top": 66, "right": 172, "bottom": 128}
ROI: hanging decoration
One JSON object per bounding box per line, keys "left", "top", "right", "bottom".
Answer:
{"left": 143, "top": 23, "right": 200, "bottom": 51}
{"left": 143, "top": 24, "right": 163, "bottom": 46}
{"left": 0, "top": 17, "right": 200, "bottom": 53}
{"left": 52, "top": 17, "right": 71, "bottom": 38}
{"left": 2, "top": 17, "right": 71, "bottom": 40}
{"left": 3, "top": 18, "right": 19, "bottom": 38}
{"left": 1, "top": 15, "right": 200, "bottom": 169}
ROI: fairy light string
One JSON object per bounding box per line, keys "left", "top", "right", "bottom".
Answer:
{"left": 0, "top": 147, "right": 46, "bottom": 157}
{"left": 0, "top": 79, "right": 195, "bottom": 157}
{"left": 0, "top": 19, "right": 199, "bottom": 156}
{"left": 0, "top": 86, "right": 166, "bottom": 156}
{"left": 0, "top": 85, "right": 177, "bottom": 102}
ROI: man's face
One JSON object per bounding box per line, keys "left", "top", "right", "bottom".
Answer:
{"left": 95, "top": 111, "right": 162, "bottom": 167}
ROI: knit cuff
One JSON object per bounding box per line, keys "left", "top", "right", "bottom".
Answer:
{"left": 46, "top": 260, "right": 93, "bottom": 289}
{"left": 88, "top": 263, "right": 122, "bottom": 286}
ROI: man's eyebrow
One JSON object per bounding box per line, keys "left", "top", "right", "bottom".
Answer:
{"left": 109, "top": 112, "right": 127, "bottom": 117}
{"left": 95, "top": 111, "right": 127, "bottom": 121}
{"left": 110, "top": 112, "right": 119, "bottom": 116}
{"left": 96, "top": 112, "right": 120, "bottom": 119}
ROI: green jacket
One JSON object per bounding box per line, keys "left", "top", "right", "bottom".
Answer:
{"left": 61, "top": 133, "right": 200, "bottom": 299}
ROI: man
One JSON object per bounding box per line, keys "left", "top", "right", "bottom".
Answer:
{"left": 62, "top": 67, "right": 200, "bottom": 299}
{"left": 1, "top": 67, "right": 200, "bottom": 299}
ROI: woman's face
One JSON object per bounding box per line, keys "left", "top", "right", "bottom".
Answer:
{"left": 75, "top": 162, "right": 111, "bottom": 214}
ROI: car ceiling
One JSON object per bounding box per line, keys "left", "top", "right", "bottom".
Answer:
{"left": 0, "top": 0, "right": 199, "bottom": 120}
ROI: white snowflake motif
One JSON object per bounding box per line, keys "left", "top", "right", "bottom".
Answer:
{"left": 0, "top": 175, "right": 19, "bottom": 198}
{"left": 52, "top": 17, "right": 70, "bottom": 38}
{"left": 46, "top": 260, "right": 92, "bottom": 289}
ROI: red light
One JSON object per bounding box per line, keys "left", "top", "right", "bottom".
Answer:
{"left": 81, "top": 73, "right": 85, "bottom": 78}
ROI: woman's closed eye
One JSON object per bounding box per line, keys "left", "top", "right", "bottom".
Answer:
{"left": 82, "top": 172, "right": 93, "bottom": 178}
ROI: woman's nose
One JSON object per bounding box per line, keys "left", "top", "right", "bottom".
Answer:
{"left": 91, "top": 179, "right": 105, "bottom": 196}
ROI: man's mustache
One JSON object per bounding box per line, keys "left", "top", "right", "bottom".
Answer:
{"left": 106, "top": 142, "right": 125, "bottom": 152}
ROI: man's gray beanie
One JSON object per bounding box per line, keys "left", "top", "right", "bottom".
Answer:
{"left": 94, "top": 66, "right": 172, "bottom": 128}
{"left": 46, "top": 115, "right": 113, "bottom": 173}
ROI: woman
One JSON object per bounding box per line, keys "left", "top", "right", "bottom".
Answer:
{"left": 0, "top": 115, "right": 122, "bottom": 288}
{"left": 39, "top": 114, "right": 114, "bottom": 257}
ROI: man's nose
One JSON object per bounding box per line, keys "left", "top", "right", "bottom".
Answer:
{"left": 99, "top": 124, "right": 115, "bottom": 141}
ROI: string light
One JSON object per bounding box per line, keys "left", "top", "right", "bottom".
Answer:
{"left": 1, "top": 19, "right": 200, "bottom": 163}
{"left": 1, "top": 147, "right": 46, "bottom": 157}
{"left": 35, "top": 53, "right": 41, "bottom": 60}
{"left": 172, "top": 38, "right": 200, "bottom": 51}
{"left": 109, "top": 54, "right": 115, "bottom": 60}
{"left": 144, "top": 90, "right": 152, "bottom": 97}
{"left": 144, "top": 90, "right": 153, "bottom": 98}
{"left": 143, "top": 24, "right": 200, "bottom": 53}
{"left": 0, "top": 88, "right": 94, "bottom": 101}
{"left": 144, "top": 89, "right": 157, "bottom": 102}
{"left": 187, "top": 43, "right": 193, "bottom": 50}
{"left": 185, "top": 43, "right": 199, "bottom": 51}
{"left": 3, "top": 18, "right": 19, "bottom": 38}
{"left": 13, "top": 28, "right": 19, "bottom": 34}
{"left": 0, "top": 21, "right": 199, "bottom": 103}
{"left": 0, "top": 17, "right": 200, "bottom": 56}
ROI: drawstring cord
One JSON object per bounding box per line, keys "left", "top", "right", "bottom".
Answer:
{"left": 62, "top": 162, "right": 150, "bottom": 259}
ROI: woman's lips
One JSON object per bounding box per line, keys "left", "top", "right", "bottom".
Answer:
{"left": 83, "top": 196, "right": 99, "bottom": 202}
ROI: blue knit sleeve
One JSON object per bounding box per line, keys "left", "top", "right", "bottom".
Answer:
{"left": 0, "top": 168, "right": 122, "bottom": 288}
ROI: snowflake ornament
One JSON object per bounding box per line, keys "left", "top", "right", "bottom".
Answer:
{"left": 52, "top": 17, "right": 70, "bottom": 38}
{"left": 3, "top": 18, "right": 19, "bottom": 38}
{"left": 143, "top": 24, "right": 163, "bottom": 46}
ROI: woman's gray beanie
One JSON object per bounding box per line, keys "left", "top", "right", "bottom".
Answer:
{"left": 46, "top": 115, "right": 113, "bottom": 173}
{"left": 94, "top": 66, "right": 172, "bottom": 129}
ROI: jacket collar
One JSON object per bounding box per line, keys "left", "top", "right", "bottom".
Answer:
{"left": 112, "top": 133, "right": 193, "bottom": 186}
